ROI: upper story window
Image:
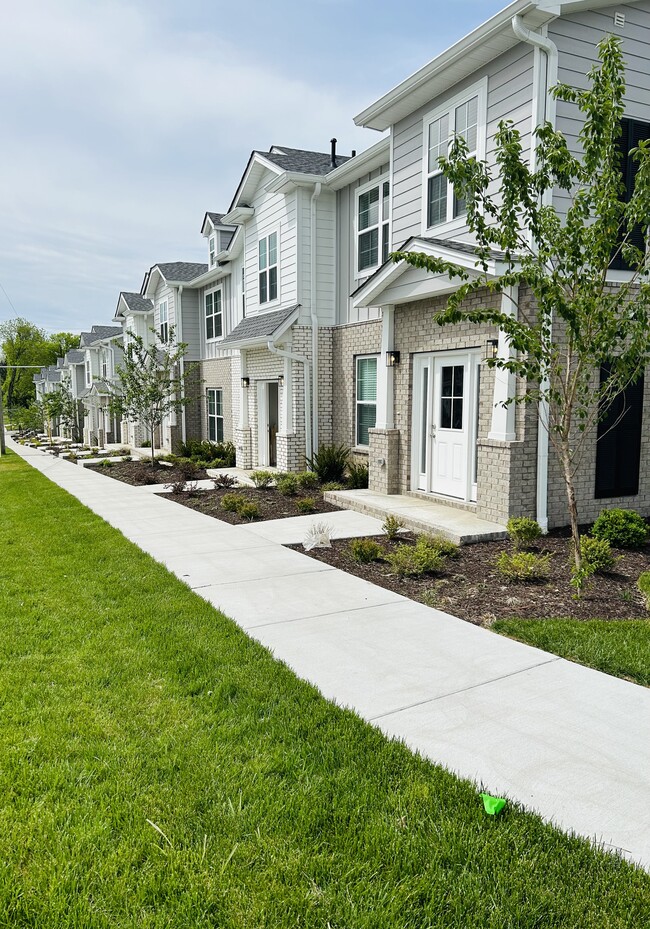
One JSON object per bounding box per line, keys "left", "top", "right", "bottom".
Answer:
{"left": 85, "top": 357, "right": 91, "bottom": 387}
{"left": 101, "top": 351, "right": 108, "bottom": 379}
{"left": 259, "top": 232, "right": 278, "bottom": 305}
{"left": 159, "top": 301, "right": 169, "bottom": 343}
{"left": 205, "top": 289, "right": 223, "bottom": 341}
{"left": 357, "top": 179, "right": 390, "bottom": 275}
{"left": 209, "top": 235, "right": 216, "bottom": 268}
{"left": 423, "top": 79, "right": 487, "bottom": 232}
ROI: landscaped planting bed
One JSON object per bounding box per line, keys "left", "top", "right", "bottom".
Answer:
{"left": 86, "top": 459, "right": 209, "bottom": 485}
{"left": 162, "top": 485, "right": 341, "bottom": 524}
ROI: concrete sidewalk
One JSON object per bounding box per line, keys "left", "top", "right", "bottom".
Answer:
{"left": 8, "top": 438, "right": 650, "bottom": 871}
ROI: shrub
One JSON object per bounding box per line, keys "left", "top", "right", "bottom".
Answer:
{"left": 212, "top": 473, "right": 237, "bottom": 489}
{"left": 495, "top": 550, "right": 551, "bottom": 582}
{"left": 100, "top": 459, "right": 113, "bottom": 469}
{"left": 222, "top": 493, "right": 247, "bottom": 513}
{"left": 347, "top": 461, "right": 369, "bottom": 489}
{"left": 637, "top": 571, "right": 650, "bottom": 611}
{"left": 250, "top": 470, "right": 275, "bottom": 488}
{"left": 141, "top": 440, "right": 151, "bottom": 448}
{"left": 580, "top": 536, "right": 618, "bottom": 574}
{"left": 238, "top": 502, "right": 259, "bottom": 521}
{"left": 305, "top": 443, "right": 350, "bottom": 484}
{"left": 303, "top": 521, "right": 333, "bottom": 550}
{"left": 382, "top": 515, "right": 405, "bottom": 541}
{"left": 276, "top": 475, "right": 298, "bottom": 496}
{"left": 507, "top": 516, "right": 542, "bottom": 548}
{"left": 165, "top": 478, "right": 187, "bottom": 494}
{"left": 348, "top": 538, "right": 383, "bottom": 564}
{"left": 591, "top": 508, "right": 649, "bottom": 549}
{"left": 320, "top": 481, "right": 344, "bottom": 493}
{"left": 179, "top": 440, "right": 236, "bottom": 466}
{"left": 386, "top": 537, "right": 446, "bottom": 577}
{"left": 296, "top": 471, "right": 320, "bottom": 491}
{"left": 175, "top": 458, "right": 199, "bottom": 479}
{"left": 296, "top": 497, "right": 316, "bottom": 514}
{"left": 421, "top": 535, "right": 460, "bottom": 559}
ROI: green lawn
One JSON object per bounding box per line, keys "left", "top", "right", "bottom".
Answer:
{"left": 494, "top": 618, "right": 650, "bottom": 687}
{"left": 1, "top": 448, "right": 649, "bottom": 927}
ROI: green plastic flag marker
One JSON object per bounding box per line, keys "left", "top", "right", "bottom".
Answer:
{"left": 481, "top": 793, "right": 507, "bottom": 816}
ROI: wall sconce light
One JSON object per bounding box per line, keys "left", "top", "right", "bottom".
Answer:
{"left": 241, "top": 376, "right": 250, "bottom": 388}
{"left": 386, "top": 350, "right": 401, "bottom": 367}
{"left": 277, "top": 375, "right": 284, "bottom": 387}
{"left": 484, "top": 339, "right": 499, "bottom": 362}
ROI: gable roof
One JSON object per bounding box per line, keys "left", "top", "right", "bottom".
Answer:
{"left": 261, "top": 146, "right": 351, "bottom": 175}
{"left": 91, "top": 325, "right": 122, "bottom": 341}
{"left": 220, "top": 304, "right": 300, "bottom": 348}
{"left": 154, "top": 262, "right": 208, "bottom": 283}
{"left": 206, "top": 212, "right": 226, "bottom": 225}
{"left": 120, "top": 292, "right": 153, "bottom": 314}
{"left": 64, "top": 349, "right": 85, "bottom": 364}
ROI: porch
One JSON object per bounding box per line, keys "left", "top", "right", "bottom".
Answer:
{"left": 323, "top": 488, "right": 507, "bottom": 545}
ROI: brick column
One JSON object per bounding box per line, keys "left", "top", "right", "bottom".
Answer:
{"left": 235, "top": 427, "right": 252, "bottom": 469}
{"left": 368, "top": 428, "right": 400, "bottom": 494}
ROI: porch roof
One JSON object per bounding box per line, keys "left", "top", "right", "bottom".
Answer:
{"left": 220, "top": 304, "right": 300, "bottom": 349}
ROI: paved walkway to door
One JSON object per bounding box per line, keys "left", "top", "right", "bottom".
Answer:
{"left": 9, "top": 437, "right": 650, "bottom": 871}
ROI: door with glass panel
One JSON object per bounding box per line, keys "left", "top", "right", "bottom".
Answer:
{"left": 413, "top": 352, "right": 478, "bottom": 500}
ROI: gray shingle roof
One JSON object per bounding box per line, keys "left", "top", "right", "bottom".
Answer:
{"left": 79, "top": 331, "right": 95, "bottom": 347}
{"left": 120, "top": 292, "right": 153, "bottom": 314}
{"left": 260, "top": 146, "right": 351, "bottom": 176}
{"left": 155, "top": 262, "right": 208, "bottom": 282}
{"left": 221, "top": 304, "right": 300, "bottom": 346}
{"left": 91, "top": 325, "right": 122, "bottom": 341}
{"left": 65, "top": 350, "right": 85, "bottom": 364}
{"left": 207, "top": 212, "right": 226, "bottom": 225}
{"left": 420, "top": 237, "right": 508, "bottom": 261}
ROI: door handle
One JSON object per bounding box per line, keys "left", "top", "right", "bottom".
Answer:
{"left": 430, "top": 424, "right": 436, "bottom": 438}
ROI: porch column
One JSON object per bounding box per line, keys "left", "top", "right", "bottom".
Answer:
{"left": 235, "top": 350, "right": 252, "bottom": 469}
{"left": 282, "top": 355, "right": 293, "bottom": 433}
{"left": 376, "top": 304, "right": 395, "bottom": 429}
{"left": 488, "top": 285, "right": 518, "bottom": 442}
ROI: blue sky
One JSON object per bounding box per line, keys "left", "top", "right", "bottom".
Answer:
{"left": 0, "top": 0, "right": 507, "bottom": 335}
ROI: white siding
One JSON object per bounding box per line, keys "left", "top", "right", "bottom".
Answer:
{"left": 244, "top": 172, "right": 297, "bottom": 316}
{"left": 296, "top": 186, "right": 337, "bottom": 326}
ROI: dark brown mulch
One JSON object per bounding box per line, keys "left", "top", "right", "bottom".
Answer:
{"left": 289, "top": 532, "right": 650, "bottom": 624}
{"left": 159, "top": 486, "right": 341, "bottom": 525}
{"left": 86, "top": 460, "right": 209, "bottom": 486}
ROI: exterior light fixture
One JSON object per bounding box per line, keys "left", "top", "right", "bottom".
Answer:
{"left": 485, "top": 339, "right": 499, "bottom": 362}
{"left": 241, "top": 376, "right": 250, "bottom": 388}
{"left": 386, "top": 350, "right": 401, "bottom": 367}
{"left": 277, "top": 375, "right": 284, "bottom": 387}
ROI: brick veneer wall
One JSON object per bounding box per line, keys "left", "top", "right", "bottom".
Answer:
{"left": 200, "top": 357, "right": 234, "bottom": 443}
{"left": 332, "top": 319, "right": 382, "bottom": 456}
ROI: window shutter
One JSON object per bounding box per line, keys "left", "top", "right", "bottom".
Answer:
{"left": 611, "top": 118, "right": 650, "bottom": 270}
{"left": 595, "top": 364, "right": 644, "bottom": 498}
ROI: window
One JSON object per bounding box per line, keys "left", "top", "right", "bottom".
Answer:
{"left": 209, "top": 236, "right": 216, "bottom": 268}
{"left": 205, "top": 289, "right": 223, "bottom": 341}
{"left": 595, "top": 365, "right": 644, "bottom": 498}
{"left": 424, "top": 81, "right": 486, "bottom": 230}
{"left": 259, "top": 232, "right": 278, "bottom": 304}
{"left": 356, "top": 356, "right": 378, "bottom": 446}
{"left": 357, "top": 179, "right": 390, "bottom": 274}
{"left": 85, "top": 357, "right": 91, "bottom": 387}
{"left": 101, "top": 351, "right": 107, "bottom": 379}
{"left": 207, "top": 388, "right": 224, "bottom": 443}
{"left": 159, "top": 301, "right": 169, "bottom": 343}
{"left": 611, "top": 117, "right": 650, "bottom": 270}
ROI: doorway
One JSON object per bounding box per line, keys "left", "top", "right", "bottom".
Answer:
{"left": 257, "top": 380, "right": 279, "bottom": 467}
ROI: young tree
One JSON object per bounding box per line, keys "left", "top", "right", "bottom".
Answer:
{"left": 108, "top": 329, "right": 197, "bottom": 467}
{"left": 393, "top": 36, "right": 650, "bottom": 572}
{"left": 39, "top": 380, "right": 83, "bottom": 443}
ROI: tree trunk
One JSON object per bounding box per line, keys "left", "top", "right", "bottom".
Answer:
{"left": 560, "top": 441, "right": 582, "bottom": 570}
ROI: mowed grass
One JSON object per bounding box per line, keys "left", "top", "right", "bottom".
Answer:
{"left": 494, "top": 618, "right": 650, "bottom": 687}
{"left": 1, "top": 450, "right": 649, "bottom": 928}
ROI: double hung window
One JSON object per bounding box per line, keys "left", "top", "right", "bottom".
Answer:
{"left": 357, "top": 180, "right": 390, "bottom": 274}
{"left": 209, "top": 236, "right": 216, "bottom": 268}
{"left": 356, "top": 356, "right": 378, "bottom": 446}
{"left": 205, "top": 289, "right": 223, "bottom": 341}
{"left": 259, "top": 232, "right": 278, "bottom": 304}
{"left": 207, "top": 388, "right": 224, "bottom": 443}
{"left": 159, "top": 301, "right": 169, "bottom": 343}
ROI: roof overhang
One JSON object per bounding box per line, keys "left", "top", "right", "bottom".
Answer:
{"left": 222, "top": 305, "right": 300, "bottom": 350}
{"left": 352, "top": 238, "right": 505, "bottom": 308}
{"left": 226, "top": 151, "right": 284, "bottom": 215}
{"left": 326, "top": 137, "right": 391, "bottom": 190}
{"left": 265, "top": 172, "right": 329, "bottom": 195}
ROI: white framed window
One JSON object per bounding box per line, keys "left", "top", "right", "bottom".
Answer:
{"left": 356, "top": 178, "right": 390, "bottom": 275}
{"left": 356, "top": 355, "right": 378, "bottom": 446}
{"left": 85, "top": 357, "right": 91, "bottom": 387}
{"left": 422, "top": 78, "right": 487, "bottom": 233}
{"left": 209, "top": 235, "right": 216, "bottom": 268}
{"left": 258, "top": 231, "right": 278, "bottom": 305}
{"left": 101, "top": 351, "right": 107, "bottom": 379}
{"left": 207, "top": 388, "right": 224, "bottom": 443}
{"left": 205, "top": 289, "right": 223, "bottom": 341}
{"left": 159, "top": 300, "right": 169, "bottom": 343}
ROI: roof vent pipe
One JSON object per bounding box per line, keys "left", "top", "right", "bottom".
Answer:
{"left": 351, "top": 149, "right": 356, "bottom": 157}
{"left": 330, "top": 138, "right": 337, "bottom": 168}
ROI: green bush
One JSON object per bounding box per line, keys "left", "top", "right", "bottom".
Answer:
{"left": 249, "top": 470, "right": 275, "bottom": 488}
{"left": 221, "top": 493, "right": 247, "bottom": 513}
{"left": 421, "top": 535, "right": 460, "bottom": 559}
{"left": 296, "top": 471, "right": 320, "bottom": 491}
{"left": 276, "top": 475, "right": 298, "bottom": 496}
{"left": 179, "top": 440, "right": 236, "bottom": 466}
{"left": 320, "top": 481, "right": 344, "bottom": 493}
{"left": 238, "top": 502, "right": 260, "bottom": 521}
{"left": 175, "top": 458, "right": 199, "bottom": 479}
{"left": 382, "top": 515, "right": 405, "bottom": 541}
{"left": 296, "top": 497, "right": 316, "bottom": 514}
{"left": 212, "top": 473, "right": 237, "bottom": 489}
{"left": 305, "top": 443, "right": 350, "bottom": 484}
{"left": 386, "top": 537, "right": 446, "bottom": 577}
{"left": 347, "top": 462, "right": 369, "bottom": 489}
{"left": 348, "top": 538, "right": 383, "bottom": 564}
{"left": 590, "top": 508, "right": 648, "bottom": 549}
{"left": 507, "top": 516, "right": 542, "bottom": 548}
{"left": 495, "top": 550, "right": 551, "bottom": 582}
{"left": 580, "top": 536, "right": 618, "bottom": 574}
{"left": 637, "top": 571, "right": 650, "bottom": 611}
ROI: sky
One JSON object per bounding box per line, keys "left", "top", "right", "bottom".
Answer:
{"left": 0, "top": 0, "right": 508, "bottom": 335}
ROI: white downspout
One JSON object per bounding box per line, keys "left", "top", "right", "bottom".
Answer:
{"left": 176, "top": 284, "right": 186, "bottom": 444}
{"left": 267, "top": 339, "right": 312, "bottom": 462}
{"left": 512, "top": 14, "right": 558, "bottom": 533}
{"left": 310, "top": 182, "right": 322, "bottom": 454}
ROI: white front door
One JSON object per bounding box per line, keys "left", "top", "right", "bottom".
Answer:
{"left": 412, "top": 351, "right": 480, "bottom": 501}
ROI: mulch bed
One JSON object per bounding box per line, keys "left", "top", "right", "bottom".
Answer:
{"left": 86, "top": 460, "right": 209, "bottom": 486}
{"left": 290, "top": 531, "right": 650, "bottom": 624}
{"left": 160, "top": 486, "right": 341, "bottom": 525}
